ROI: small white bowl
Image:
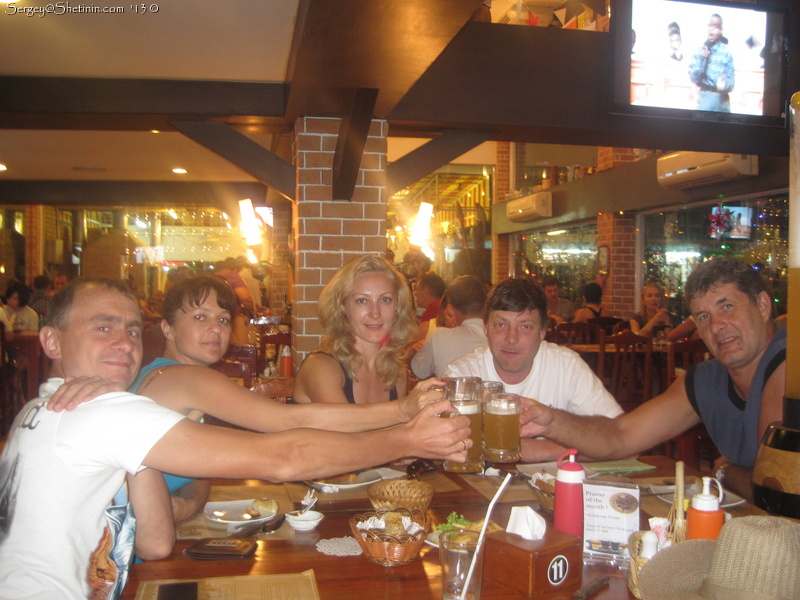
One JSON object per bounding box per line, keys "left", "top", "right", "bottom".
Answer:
{"left": 285, "top": 510, "right": 324, "bottom": 531}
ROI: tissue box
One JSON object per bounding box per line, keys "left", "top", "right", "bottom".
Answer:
{"left": 484, "top": 528, "right": 582, "bottom": 597}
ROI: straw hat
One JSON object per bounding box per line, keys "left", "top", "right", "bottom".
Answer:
{"left": 638, "top": 516, "right": 800, "bottom": 600}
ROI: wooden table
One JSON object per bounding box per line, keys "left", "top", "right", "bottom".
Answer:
{"left": 119, "top": 457, "right": 754, "bottom": 600}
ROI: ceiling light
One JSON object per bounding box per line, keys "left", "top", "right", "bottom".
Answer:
{"left": 172, "top": 168, "right": 187, "bottom": 174}
{"left": 547, "top": 230, "right": 566, "bottom": 236}
{"left": 0, "top": 164, "right": 6, "bottom": 172}
{"left": 167, "top": 209, "right": 178, "bottom": 219}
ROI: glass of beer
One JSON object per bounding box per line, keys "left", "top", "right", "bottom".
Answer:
{"left": 483, "top": 392, "right": 521, "bottom": 463}
{"left": 443, "top": 377, "right": 483, "bottom": 473}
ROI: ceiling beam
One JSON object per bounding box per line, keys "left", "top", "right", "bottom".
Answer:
{"left": 332, "top": 88, "right": 378, "bottom": 201}
{"left": 387, "top": 129, "right": 497, "bottom": 195}
{"left": 170, "top": 122, "right": 296, "bottom": 201}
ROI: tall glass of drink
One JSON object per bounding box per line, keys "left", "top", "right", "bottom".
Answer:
{"left": 443, "top": 377, "right": 483, "bottom": 473}
{"left": 483, "top": 392, "right": 521, "bottom": 463}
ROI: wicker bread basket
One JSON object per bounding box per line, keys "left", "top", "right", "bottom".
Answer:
{"left": 527, "top": 477, "right": 555, "bottom": 513}
{"left": 349, "top": 509, "right": 431, "bottom": 567}
{"left": 368, "top": 479, "right": 434, "bottom": 512}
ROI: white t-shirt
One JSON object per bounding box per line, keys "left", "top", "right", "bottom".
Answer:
{"left": 0, "top": 378, "right": 185, "bottom": 600}
{"left": 411, "top": 318, "right": 488, "bottom": 379}
{"left": 4, "top": 305, "right": 39, "bottom": 332}
{"left": 444, "top": 342, "right": 623, "bottom": 418}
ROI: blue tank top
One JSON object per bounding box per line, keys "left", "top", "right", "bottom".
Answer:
{"left": 132, "top": 358, "right": 195, "bottom": 493}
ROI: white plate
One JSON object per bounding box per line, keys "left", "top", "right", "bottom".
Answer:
{"left": 204, "top": 499, "right": 279, "bottom": 525}
{"left": 425, "top": 531, "right": 441, "bottom": 548}
{"left": 516, "top": 462, "right": 599, "bottom": 479}
{"left": 656, "top": 487, "right": 746, "bottom": 509}
{"left": 307, "top": 469, "right": 382, "bottom": 491}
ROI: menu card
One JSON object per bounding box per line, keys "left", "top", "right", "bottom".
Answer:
{"left": 134, "top": 569, "right": 320, "bottom": 600}
{"left": 582, "top": 481, "right": 640, "bottom": 561}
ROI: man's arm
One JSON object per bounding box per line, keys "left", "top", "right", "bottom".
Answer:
{"left": 520, "top": 375, "right": 701, "bottom": 460}
{"left": 142, "top": 399, "right": 471, "bottom": 482}
{"left": 126, "top": 468, "right": 176, "bottom": 560}
{"left": 171, "top": 479, "right": 211, "bottom": 524}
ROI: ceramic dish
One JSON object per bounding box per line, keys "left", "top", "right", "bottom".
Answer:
{"left": 424, "top": 531, "right": 441, "bottom": 548}
{"left": 204, "top": 499, "right": 279, "bottom": 525}
{"left": 285, "top": 510, "right": 324, "bottom": 531}
{"left": 307, "top": 469, "right": 382, "bottom": 491}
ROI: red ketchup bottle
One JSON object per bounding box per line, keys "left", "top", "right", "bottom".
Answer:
{"left": 553, "top": 449, "right": 586, "bottom": 538}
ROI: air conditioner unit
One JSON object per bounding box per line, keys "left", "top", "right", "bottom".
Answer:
{"left": 657, "top": 152, "right": 758, "bottom": 190}
{"left": 506, "top": 191, "right": 553, "bottom": 222}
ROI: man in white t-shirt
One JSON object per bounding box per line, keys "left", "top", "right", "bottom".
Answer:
{"left": 0, "top": 279, "right": 470, "bottom": 600}
{"left": 444, "top": 276, "right": 622, "bottom": 462}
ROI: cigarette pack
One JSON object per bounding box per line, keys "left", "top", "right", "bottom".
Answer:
{"left": 483, "top": 527, "right": 582, "bottom": 597}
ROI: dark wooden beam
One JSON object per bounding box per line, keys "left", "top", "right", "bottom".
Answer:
{"left": 331, "top": 89, "right": 378, "bottom": 201}
{"left": 387, "top": 129, "right": 497, "bottom": 195}
{"left": 170, "top": 122, "right": 296, "bottom": 201}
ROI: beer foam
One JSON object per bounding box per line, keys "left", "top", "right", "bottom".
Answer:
{"left": 485, "top": 405, "right": 517, "bottom": 415}
{"left": 454, "top": 402, "right": 480, "bottom": 415}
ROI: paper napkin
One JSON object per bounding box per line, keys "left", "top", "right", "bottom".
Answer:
{"left": 506, "top": 506, "right": 546, "bottom": 540}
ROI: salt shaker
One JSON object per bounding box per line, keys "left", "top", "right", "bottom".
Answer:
{"left": 553, "top": 449, "right": 586, "bottom": 538}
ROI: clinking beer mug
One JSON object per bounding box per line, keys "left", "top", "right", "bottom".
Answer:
{"left": 483, "top": 392, "right": 521, "bottom": 463}
{"left": 443, "top": 377, "right": 484, "bottom": 473}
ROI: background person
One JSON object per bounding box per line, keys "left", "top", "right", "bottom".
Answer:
{"left": 630, "top": 282, "right": 678, "bottom": 337}
{"left": 688, "top": 13, "right": 735, "bottom": 112}
{"left": 414, "top": 272, "right": 446, "bottom": 339}
{"left": 541, "top": 275, "right": 575, "bottom": 325}
{"left": 573, "top": 282, "right": 613, "bottom": 322}
{"left": 3, "top": 280, "right": 39, "bottom": 332}
{"left": 520, "top": 258, "right": 784, "bottom": 500}
{"left": 411, "top": 275, "right": 488, "bottom": 379}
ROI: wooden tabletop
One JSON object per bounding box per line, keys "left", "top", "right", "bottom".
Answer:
{"left": 119, "top": 456, "right": 752, "bottom": 600}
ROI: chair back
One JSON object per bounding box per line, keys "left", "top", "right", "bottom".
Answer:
{"left": 587, "top": 317, "right": 623, "bottom": 336}
{"left": 555, "top": 321, "right": 604, "bottom": 346}
{"left": 666, "top": 338, "right": 711, "bottom": 386}
{"left": 225, "top": 344, "right": 259, "bottom": 379}
{"left": 607, "top": 330, "right": 653, "bottom": 410}
{"left": 211, "top": 359, "right": 252, "bottom": 388}
{"left": 259, "top": 331, "right": 291, "bottom": 374}
{"left": 544, "top": 317, "right": 558, "bottom": 343}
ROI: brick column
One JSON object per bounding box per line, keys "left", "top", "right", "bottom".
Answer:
{"left": 597, "top": 147, "right": 637, "bottom": 171}
{"left": 597, "top": 212, "right": 637, "bottom": 318}
{"left": 492, "top": 141, "right": 513, "bottom": 283}
{"left": 291, "top": 117, "right": 388, "bottom": 365}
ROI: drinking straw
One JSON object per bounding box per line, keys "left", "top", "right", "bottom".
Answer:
{"left": 459, "top": 472, "right": 514, "bottom": 600}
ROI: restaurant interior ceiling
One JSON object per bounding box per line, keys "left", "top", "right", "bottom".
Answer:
{"left": 0, "top": 0, "right": 798, "bottom": 219}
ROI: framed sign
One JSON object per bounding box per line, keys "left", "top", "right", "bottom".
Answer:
{"left": 597, "top": 246, "right": 609, "bottom": 276}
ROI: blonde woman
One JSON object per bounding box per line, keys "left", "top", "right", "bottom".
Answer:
{"left": 630, "top": 283, "right": 678, "bottom": 336}
{"left": 294, "top": 254, "right": 437, "bottom": 404}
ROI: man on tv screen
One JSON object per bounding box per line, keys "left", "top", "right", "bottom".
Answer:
{"left": 689, "top": 13, "right": 735, "bottom": 112}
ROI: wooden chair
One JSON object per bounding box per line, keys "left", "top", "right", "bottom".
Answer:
{"left": 587, "top": 317, "right": 623, "bottom": 337}
{"left": 544, "top": 317, "right": 558, "bottom": 343}
{"left": 666, "top": 338, "right": 717, "bottom": 470}
{"left": 555, "top": 321, "right": 606, "bottom": 379}
{"left": 224, "top": 344, "right": 259, "bottom": 379}
{"left": 210, "top": 359, "right": 252, "bottom": 389}
{"left": 259, "top": 331, "right": 291, "bottom": 374}
{"left": 606, "top": 330, "right": 653, "bottom": 412}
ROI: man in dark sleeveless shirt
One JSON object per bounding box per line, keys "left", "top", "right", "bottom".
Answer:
{"left": 519, "top": 258, "right": 784, "bottom": 502}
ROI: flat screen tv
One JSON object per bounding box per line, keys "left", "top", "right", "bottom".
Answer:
{"left": 709, "top": 205, "right": 752, "bottom": 239}
{"left": 611, "top": 0, "right": 790, "bottom": 128}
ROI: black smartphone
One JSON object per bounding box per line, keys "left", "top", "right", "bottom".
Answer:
{"left": 156, "top": 581, "right": 198, "bottom": 600}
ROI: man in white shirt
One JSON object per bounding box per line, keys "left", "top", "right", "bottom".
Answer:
{"left": 0, "top": 279, "right": 470, "bottom": 600}
{"left": 445, "top": 276, "right": 622, "bottom": 461}
{"left": 412, "top": 275, "right": 487, "bottom": 379}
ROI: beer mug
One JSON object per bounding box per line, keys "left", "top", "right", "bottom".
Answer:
{"left": 483, "top": 392, "right": 521, "bottom": 463}
{"left": 443, "top": 377, "right": 483, "bottom": 473}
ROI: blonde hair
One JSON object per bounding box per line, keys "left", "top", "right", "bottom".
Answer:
{"left": 639, "top": 283, "right": 664, "bottom": 319}
{"left": 318, "top": 255, "right": 417, "bottom": 390}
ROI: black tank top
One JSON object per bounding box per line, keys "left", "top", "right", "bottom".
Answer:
{"left": 311, "top": 351, "right": 398, "bottom": 404}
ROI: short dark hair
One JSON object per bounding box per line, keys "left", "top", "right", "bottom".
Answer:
{"left": 418, "top": 273, "right": 446, "bottom": 299}
{"left": 685, "top": 258, "right": 769, "bottom": 308}
{"left": 485, "top": 277, "right": 548, "bottom": 327}
{"left": 447, "top": 275, "right": 487, "bottom": 318}
{"left": 33, "top": 275, "right": 51, "bottom": 291}
{"left": 4, "top": 281, "right": 31, "bottom": 307}
{"left": 540, "top": 275, "right": 560, "bottom": 289}
{"left": 162, "top": 274, "right": 237, "bottom": 326}
{"left": 583, "top": 282, "right": 603, "bottom": 305}
{"left": 47, "top": 278, "right": 138, "bottom": 330}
